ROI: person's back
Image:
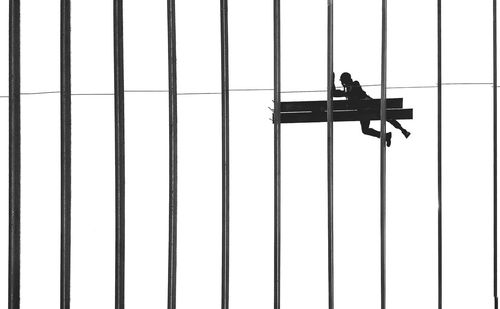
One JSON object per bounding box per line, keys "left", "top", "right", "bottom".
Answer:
{"left": 344, "top": 80, "right": 371, "bottom": 101}
{"left": 332, "top": 72, "right": 370, "bottom": 101}
{"left": 331, "top": 71, "right": 411, "bottom": 146}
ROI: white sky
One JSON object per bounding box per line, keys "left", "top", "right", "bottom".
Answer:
{"left": 0, "top": 0, "right": 498, "bottom": 309}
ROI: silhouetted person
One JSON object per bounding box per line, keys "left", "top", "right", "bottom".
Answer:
{"left": 332, "top": 72, "right": 410, "bottom": 146}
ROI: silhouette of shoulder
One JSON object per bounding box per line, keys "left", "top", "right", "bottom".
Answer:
{"left": 348, "top": 81, "right": 368, "bottom": 99}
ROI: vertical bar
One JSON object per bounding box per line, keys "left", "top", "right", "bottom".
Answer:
{"left": 326, "top": 1, "right": 334, "bottom": 309}
{"left": 273, "top": 0, "right": 281, "bottom": 308}
{"left": 60, "top": 0, "right": 72, "bottom": 308}
{"left": 8, "top": 0, "right": 21, "bottom": 308}
{"left": 380, "top": 0, "right": 387, "bottom": 309}
{"left": 167, "top": 0, "right": 178, "bottom": 308}
{"left": 220, "top": 0, "right": 230, "bottom": 308}
{"left": 494, "top": 0, "right": 498, "bottom": 308}
{"left": 437, "top": 0, "right": 442, "bottom": 309}
{"left": 113, "top": 0, "right": 125, "bottom": 308}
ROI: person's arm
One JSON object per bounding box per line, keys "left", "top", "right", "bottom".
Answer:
{"left": 331, "top": 73, "right": 346, "bottom": 98}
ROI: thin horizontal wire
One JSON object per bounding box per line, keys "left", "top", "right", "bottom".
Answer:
{"left": 0, "top": 82, "right": 496, "bottom": 99}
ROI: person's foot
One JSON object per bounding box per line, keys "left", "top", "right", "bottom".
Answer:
{"left": 386, "top": 132, "right": 392, "bottom": 147}
{"left": 403, "top": 129, "right": 411, "bottom": 139}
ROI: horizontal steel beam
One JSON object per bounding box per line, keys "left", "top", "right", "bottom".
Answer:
{"left": 278, "top": 108, "right": 413, "bottom": 124}
{"left": 281, "top": 98, "right": 403, "bottom": 112}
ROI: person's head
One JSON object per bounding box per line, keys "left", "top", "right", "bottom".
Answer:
{"left": 340, "top": 72, "right": 353, "bottom": 87}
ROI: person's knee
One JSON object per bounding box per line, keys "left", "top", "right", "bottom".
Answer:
{"left": 361, "top": 126, "right": 370, "bottom": 134}
{"left": 360, "top": 122, "right": 369, "bottom": 133}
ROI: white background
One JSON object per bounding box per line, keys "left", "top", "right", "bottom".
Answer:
{"left": 0, "top": 0, "right": 498, "bottom": 308}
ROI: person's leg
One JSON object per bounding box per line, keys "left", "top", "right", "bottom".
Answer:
{"left": 389, "top": 119, "right": 403, "bottom": 131}
{"left": 360, "top": 121, "right": 392, "bottom": 146}
{"left": 360, "top": 120, "right": 380, "bottom": 138}
{"left": 389, "top": 120, "right": 411, "bottom": 138}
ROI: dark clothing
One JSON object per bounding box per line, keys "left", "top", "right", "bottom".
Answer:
{"left": 332, "top": 80, "right": 405, "bottom": 138}
{"left": 333, "top": 81, "right": 370, "bottom": 100}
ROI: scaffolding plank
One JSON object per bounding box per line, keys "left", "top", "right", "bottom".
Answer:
{"left": 278, "top": 108, "right": 413, "bottom": 124}
{"left": 281, "top": 98, "right": 403, "bottom": 112}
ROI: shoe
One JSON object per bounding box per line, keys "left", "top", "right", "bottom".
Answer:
{"left": 403, "top": 130, "right": 411, "bottom": 139}
{"left": 386, "top": 132, "right": 392, "bottom": 147}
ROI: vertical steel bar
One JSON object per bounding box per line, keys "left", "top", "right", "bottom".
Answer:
{"left": 220, "top": 0, "right": 230, "bottom": 308}
{"left": 8, "top": 0, "right": 21, "bottom": 308}
{"left": 326, "top": 1, "right": 334, "bottom": 309}
{"left": 437, "top": 1, "right": 442, "bottom": 309}
{"left": 113, "top": 0, "right": 125, "bottom": 308}
{"left": 273, "top": 0, "right": 281, "bottom": 308}
{"left": 494, "top": 0, "right": 498, "bottom": 308}
{"left": 167, "top": 0, "right": 178, "bottom": 308}
{"left": 60, "top": 0, "right": 72, "bottom": 308}
{"left": 380, "top": 0, "right": 387, "bottom": 309}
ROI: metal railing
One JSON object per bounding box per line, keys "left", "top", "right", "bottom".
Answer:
{"left": 5, "top": 1, "right": 499, "bottom": 309}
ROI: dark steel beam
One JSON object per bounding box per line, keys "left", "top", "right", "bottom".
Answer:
{"left": 437, "top": 1, "right": 442, "bottom": 309}
{"left": 113, "top": 0, "right": 126, "bottom": 308}
{"left": 279, "top": 109, "right": 413, "bottom": 124}
{"left": 327, "top": 1, "right": 334, "bottom": 309}
{"left": 494, "top": 0, "right": 498, "bottom": 308}
{"left": 220, "top": 0, "right": 230, "bottom": 308}
{"left": 273, "top": 0, "right": 281, "bottom": 308}
{"left": 167, "top": 0, "right": 178, "bottom": 308}
{"left": 281, "top": 98, "right": 403, "bottom": 112}
{"left": 60, "top": 0, "right": 72, "bottom": 308}
{"left": 8, "top": 0, "right": 21, "bottom": 308}
{"left": 380, "top": 0, "right": 388, "bottom": 308}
